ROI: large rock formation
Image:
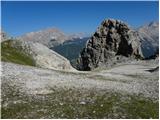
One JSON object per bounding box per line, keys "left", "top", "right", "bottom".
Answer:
{"left": 79, "top": 19, "right": 143, "bottom": 70}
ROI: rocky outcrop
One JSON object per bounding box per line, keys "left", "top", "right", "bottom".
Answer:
{"left": 8, "top": 40, "right": 76, "bottom": 71}
{"left": 79, "top": 19, "right": 143, "bottom": 70}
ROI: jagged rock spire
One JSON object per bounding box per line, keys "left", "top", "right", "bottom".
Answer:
{"left": 79, "top": 19, "right": 143, "bottom": 71}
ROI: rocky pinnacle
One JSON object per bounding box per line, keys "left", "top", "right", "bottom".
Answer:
{"left": 79, "top": 19, "right": 143, "bottom": 70}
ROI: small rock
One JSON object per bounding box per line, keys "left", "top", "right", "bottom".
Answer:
{"left": 80, "top": 101, "right": 86, "bottom": 105}
{"left": 59, "top": 102, "right": 63, "bottom": 106}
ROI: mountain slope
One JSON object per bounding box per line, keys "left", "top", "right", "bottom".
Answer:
{"left": 1, "top": 40, "right": 76, "bottom": 71}
{"left": 1, "top": 40, "right": 36, "bottom": 66}
{"left": 51, "top": 37, "right": 89, "bottom": 62}
{"left": 138, "top": 21, "right": 159, "bottom": 58}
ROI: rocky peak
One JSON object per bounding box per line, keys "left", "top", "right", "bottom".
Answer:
{"left": 79, "top": 19, "right": 143, "bottom": 71}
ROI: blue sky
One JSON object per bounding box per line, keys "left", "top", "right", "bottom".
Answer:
{"left": 1, "top": 1, "right": 159, "bottom": 37}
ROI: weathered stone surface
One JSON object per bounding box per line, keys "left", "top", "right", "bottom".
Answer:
{"left": 79, "top": 19, "right": 143, "bottom": 70}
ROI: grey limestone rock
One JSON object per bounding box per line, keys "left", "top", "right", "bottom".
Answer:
{"left": 79, "top": 19, "right": 143, "bottom": 71}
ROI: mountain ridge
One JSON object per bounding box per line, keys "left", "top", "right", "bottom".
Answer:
{"left": 17, "top": 28, "right": 88, "bottom": 48}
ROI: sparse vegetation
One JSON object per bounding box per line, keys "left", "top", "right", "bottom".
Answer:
{"left": 1, "top": 87, "right": 158, "bottom": 119}
{"left": 1, "top": 40, "right": 35, "bottom": 66}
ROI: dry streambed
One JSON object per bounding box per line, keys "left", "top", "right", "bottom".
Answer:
{"left": 1, "top": 61, "right": 159, "bottom": 118}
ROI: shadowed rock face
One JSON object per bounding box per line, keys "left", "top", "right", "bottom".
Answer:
{"left": 79, "top": 19, "right": 143, "bottom": 71}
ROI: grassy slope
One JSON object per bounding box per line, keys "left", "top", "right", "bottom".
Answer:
{"left": 1, "top": 40, "right": 35, "bottom": 66}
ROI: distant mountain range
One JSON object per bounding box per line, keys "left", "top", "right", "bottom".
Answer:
{"left": 17, "top": 28, "right": 87, "bottom": 48}
{"left": 1, "top": 21, "right": 159, "bottom": 68}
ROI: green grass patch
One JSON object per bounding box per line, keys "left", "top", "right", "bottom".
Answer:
{"left": 1, "top": 40, "right": 35, "bottom": 66}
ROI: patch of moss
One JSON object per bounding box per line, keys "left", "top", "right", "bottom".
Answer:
{"left": 1, "top": 40, "right": 35, "bottom": 66}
